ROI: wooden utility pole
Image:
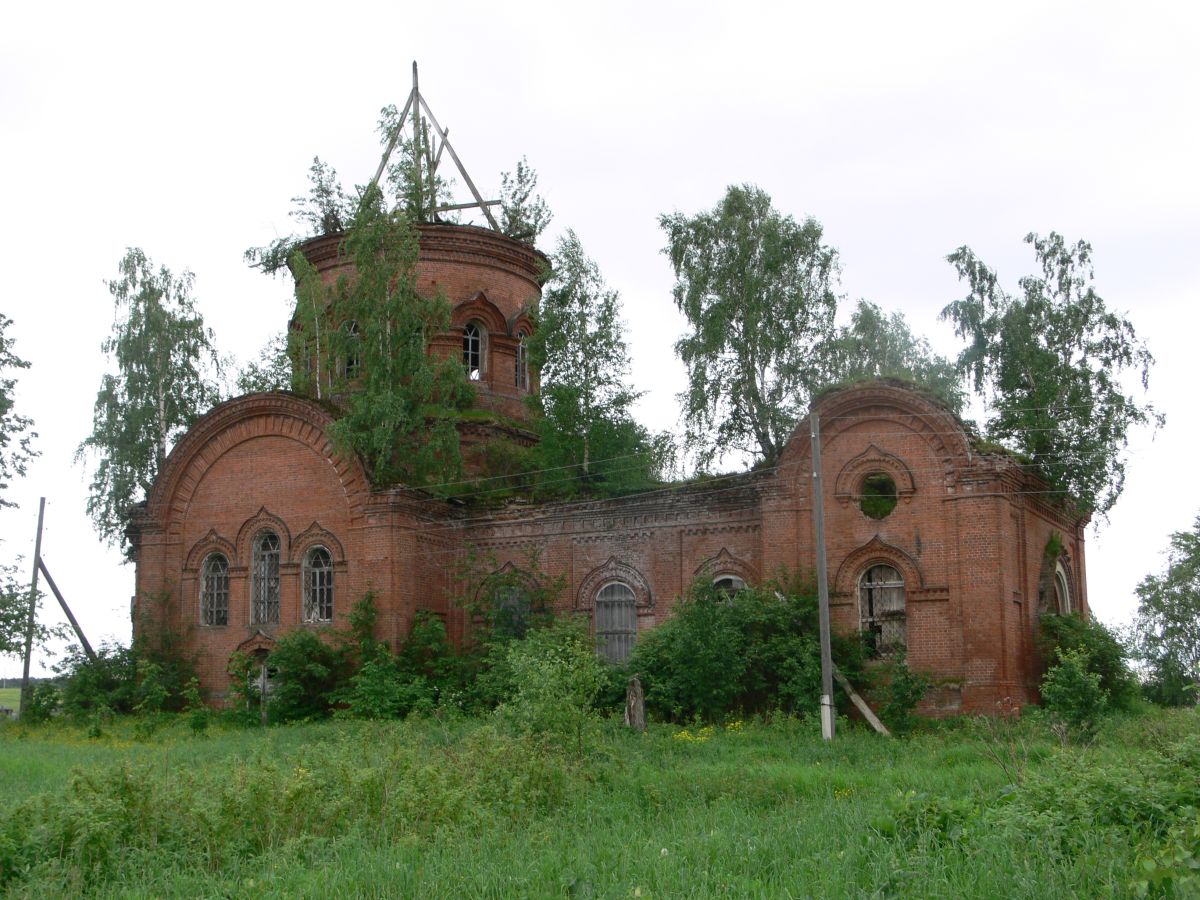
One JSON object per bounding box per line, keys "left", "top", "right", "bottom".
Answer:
{"left": 18, "top": 497, "right": 45, "bottom": 717}
{"left": 810, "top": 413, "right": 835, "bottom": 741}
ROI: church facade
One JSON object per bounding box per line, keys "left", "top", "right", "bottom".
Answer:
{"left": 130, "top": 224, "right": 1088, "bottom": 715}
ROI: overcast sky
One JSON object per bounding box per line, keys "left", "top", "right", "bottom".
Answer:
{"left": 2, "top": 1, "right": 1197, "bottom": 676}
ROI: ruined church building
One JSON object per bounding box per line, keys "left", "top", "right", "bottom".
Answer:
{"left": 131, "top": 107, "right": 1086, "bottom": 716}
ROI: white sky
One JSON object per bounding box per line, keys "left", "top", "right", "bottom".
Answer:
{"left": 2, "top": 1, "right": 1197, "bottom": 676}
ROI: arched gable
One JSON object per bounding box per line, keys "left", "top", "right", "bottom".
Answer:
{"left": 778, "top": 380, "right": 974, "bottom": 478}
{"left": 184, "top": 529, "right": 237, "bottom": 572}
{"left": 293, "top": 521, "right": 346, "bottom": 563}
{"left": 833, "top": 535, "right": 925, "bottom": 597}
{"left": 833, "top": 443, "right": 918, "bottom": 507}
{"left": 451, "top": 291, "right": 509, "bottom": 334}
{"left": 237, "top": 507, "right": 292, "bottom": 564}
{"left": 577, "top": 557, "right": 653, "bottom": 611}
{"left": 692, "top": 547, "right": 759, "bottom": 585}
{"left": 145, "top": 393, "right": 369, "bottom": 533}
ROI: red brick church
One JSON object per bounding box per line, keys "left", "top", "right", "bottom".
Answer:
{"left": 129, "top": 215, "right": 1088, "bottom": 715}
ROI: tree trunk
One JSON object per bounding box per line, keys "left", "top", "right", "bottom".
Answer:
{"left": 625, "top": 675, "right": 645, "bottom": 731}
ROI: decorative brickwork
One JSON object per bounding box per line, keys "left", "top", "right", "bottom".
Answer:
{"left": 132, "top": 226, "right": 1088, "bottom": 715}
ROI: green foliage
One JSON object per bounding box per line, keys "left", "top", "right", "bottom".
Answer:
{"left": 859, "top": 472, "right": 898, "bottom": 520}
{"left": 298, "top": 196, "right": 473, "bottom": 487}
{"left": 821, "top": 300, "right": 965, "bottom": 414}
{"left": 377, "top": 104, "right": 456, "bottom": 223}
{"left": 244, "top": 157, "right": 354, "bottom": 274}
{"left": 21, "top": 681, "right": 59, "bottom": 723}
{"left": 55, "top": 643, "right": 138, "bottom": 719}
{"left": 1040, "top": 647, "right": 1109, "bottom": 740}
{"left": 1040, "top": 612, "right": 1137, "bottom": 708}
{"left": 0, "top": 560, "right": 63, "bottom": 659}
{"left": 660, "top": 184, "right": 839, "bottom": 467}
{"left": 265, "top": 629, "right": 350, "bottom": 723}
{"left": 941, "top": 232, "right": 1162, "bottom": 518}
{"left": 528, "top": 230, "right": 672, "bottom": 494}
{"left": 1134, "top": 513, "right": 1200, "bottom": 707}
{"left": 181, "top": 677, "right": 209, "bottom": 735}
{"left": 0, "top": 313, "right": 36, "bottom": 508}
{"left": 630, "top": 576, "right": 865, "bottom": 722}
{"left": 234, "top": 331, "right": 292, "bottom": 394}
{"left": 876, "top": 654, "right": 933, "bottom": 735}
{"left": 76, "top": 248, "right": 221, "bottom": 554}
{"left": 498, "top": 157, "right": 551, "bottom": 244}
{"left": 496, "top": 618, "right": 603, "bottom": 752}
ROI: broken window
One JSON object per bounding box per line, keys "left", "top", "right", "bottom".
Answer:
{"left": 595, "top": 581, "right": 637, "bottom": 662}
{"left": 303, "top": 546, "right": 334, "bottom": 623}
{"left": 713, "top": 574, "right": 747, "bottom": 599}
{"left": 463, "top": 322, "right": 483, "bottom": 381}
{"left": 859, "top": 564, "right": 906, "bottom": 659}
{"left": 860, "top": 472, "right": 898, "bottom": 519}
{"left": 251, "top": 531, "right": 281, "bottom": 625}
{"left": 515, "top": 332, "right": 529, "bottom": 390}
{"left": 342, "top": 320, "right": 362, "bottom": 380}
{"left": 1053, "top": 562, "right": 1072, "bottom": 614}
{"left": 200, "top": 552, "right": 229, "bottom": 626}
{"left": 492, "top": 584, "right": 532, "bottom": 639}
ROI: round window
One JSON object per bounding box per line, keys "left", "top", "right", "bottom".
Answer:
{"left": 860, "top": 472, "right": 898, "bottom": 519}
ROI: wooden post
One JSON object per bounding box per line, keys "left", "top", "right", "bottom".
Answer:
{"left": 811, "top": 413, "right": 835, "bottom": 741}
{"left": 625, "top": 675, "right": 646, "bottom": 731}
{"left": 18, "top": 497, "right": 45, "bottom": 718}
{"left": 37, "top": 557, "right": 95, "bottom": 660}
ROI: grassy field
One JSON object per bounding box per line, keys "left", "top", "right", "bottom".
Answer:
{"left": 0, "top": 687, "right": 18, "bottom": 712}
{"left": 0, "top": 709, "right": 1197, "bottom": 898}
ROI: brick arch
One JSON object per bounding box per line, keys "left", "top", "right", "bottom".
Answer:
{"left": 508, "top": 309, "right": 535, "bottom": 338}
{"left": 577, "top": 557, "right": 653, "bottom": 611}
{"left": 236, "top": 507, "right": 292, "bottom": 565}
{"left": 692, "top": 547, "right": 759, "bottom": 585}
{"left": 145, "top": 393, "right": 369, "bottom": 531}
{"left": 833, "top": 536, "right": 924, "bottom": 597}
{"left": 293, "top": 521, "right": 346, "bottom": 563}
{"left": 451, "top": 291, "right": 509, "bottom": 335}
{"left": 833, "top": 443, "right": 917, "bottom": 507}
{"left": 184, "top": 529, "right": 237, "bottom": 572}
{"left": 778, "top": 380, "right": 974, "bottom": 479}
{"left": 235, "top": 630, "right": 276, "bottom": 658}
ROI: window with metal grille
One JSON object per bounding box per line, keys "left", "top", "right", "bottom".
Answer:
{"left": 251, "top": 531, "right": 281, "bottom": 625}
{"left": 463, "top": 322, "right": 483, "bottom": 381}
{"left": 303, "top": 546, "right": 334, "bottom": 623}
{"left": 200, "top": 553, "right": 229, "bottom": 626}
{"left": 515, "top": 333, "right": 528, "bottom": 390}
{"left": 859, "top": 564, "right": 906, "bottom": 659}
{"left": 595, "top": 581, "right": 637, "bottom": 662}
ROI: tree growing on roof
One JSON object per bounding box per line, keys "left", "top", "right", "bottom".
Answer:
{"left": 941, "top": 231, "right": 1162, "bottom": 518}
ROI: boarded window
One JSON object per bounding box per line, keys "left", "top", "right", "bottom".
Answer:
{"left": 596, "top": 582, "right": 637, "bottom": 662}
{"left": 463, "top": 322, "right": 483, "bottom": 381}
{"left": 303, "top": 546, "right": 334, "bottom": 623}
{"left": 252, "top": 531, "right": 281, "bottom": 625}
{"left": 859, "top": 564, "right": 906, "bottom": 659}
{"left": 200, "top": 553, "right": 229, "bottom": 626}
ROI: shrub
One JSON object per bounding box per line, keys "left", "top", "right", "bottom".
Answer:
{"left": 181, "top": 677, "right": 209, "bottom": 735}
{"left": 1040, "top": 646, "right": 1108, "bottom": 740}
{"left": 1040, "top": 612, "right": 1137, "bottom": 708}
{"left": 877, "top": 654, "right": 932, "bottom": 735}
{"left": 21, "top": 681, "right": 59, "bottom": 723}
{"left": 266, "top": 629, "right": 350, "bottom": 722}
{"left": 56, "top": 643, "right": 138, "bottom": 719}
{"left": 630, "top": 577, "right": 865, "bottom": 722}
{"left": 497, "top": 617, "right": 603, "bottom": 751}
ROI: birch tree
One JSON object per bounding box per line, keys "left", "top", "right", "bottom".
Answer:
{"left": 77, "top": 249, "right": 221, "bottom": 554}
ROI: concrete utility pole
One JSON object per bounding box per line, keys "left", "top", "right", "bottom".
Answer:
{"left": 810, "top": 413, "right": 835, "bottom": 741}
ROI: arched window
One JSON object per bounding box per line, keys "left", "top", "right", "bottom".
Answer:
{"left": 859, "top": 564, "right": 906, "bottom": 659}
{"left": 595, "top": 581, "right": 637, "bottom": 662}
{"left": 200, "top": 553, "right": 229, "bottom": 626}
{"left": 303, "top": 546, "right": 334, "bottom": 623}
{"left": 713, "top": 574, "right": 747, "bottom": 599}
{"left": 515, "top": 332, "right": 529, "bottom": 390}
{"left": 492, "top": 584, "right": 532, "bottom": 639}
{"left": 251, "top": 531, "right": 281, "bottom": 625}
{"left": 342, "top": 320, "right": 362, "bottom": 380}
{"left": 463, "top": 322, "right": 484, "bottom": 381}
{"left": 1053, "top": 561, "right": 1072, "bottom": 614}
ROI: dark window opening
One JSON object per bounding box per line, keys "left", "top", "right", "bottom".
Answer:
{"left": 860, "top": 472, "right": 899, "bottom": 519}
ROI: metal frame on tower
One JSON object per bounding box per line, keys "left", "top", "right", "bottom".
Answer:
{"left": 366, "top": 62, "right": 501, "bottom": 231}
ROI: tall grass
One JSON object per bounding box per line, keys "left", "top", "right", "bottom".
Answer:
{"left": 0, "top": 709, "right": 1196, "bottom": 897}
